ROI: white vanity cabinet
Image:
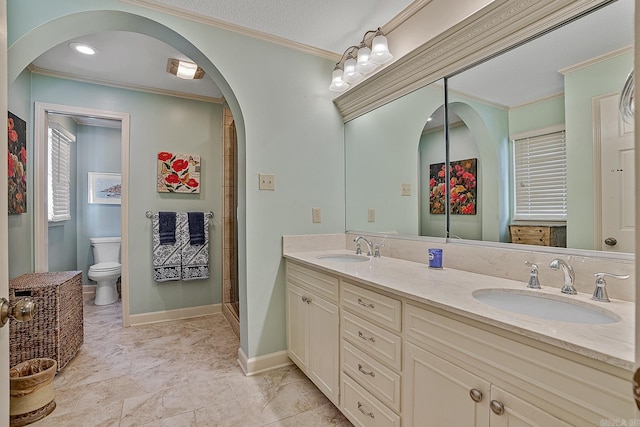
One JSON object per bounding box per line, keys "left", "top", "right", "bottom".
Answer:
{"left": 340, "top": 281, "right": 402, "bottom": 427}
{"left": 285, "top": 262, "right": 340, "bottom": 405}
{"left": 403, "top": 303, "right": 633, "bottom": 426}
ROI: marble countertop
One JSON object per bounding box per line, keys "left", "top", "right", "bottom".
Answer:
{"left": 284, "top": 249, "right": 635, "bottom": 371}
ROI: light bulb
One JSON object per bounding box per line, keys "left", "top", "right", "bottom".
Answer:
{"left": 355, "top": 46, "right": 377, "bottom": 74}
{"left": 370, "top": 34, "right": 393, "bottom": 65}
{"left": 176, "top": 61, "right": 198, "bottom": 79}
{"left": 329, "top": 68, "right": 349, "bottom": 92}
{"left": 343, "top": 57, "right": 363, "bottom": 84}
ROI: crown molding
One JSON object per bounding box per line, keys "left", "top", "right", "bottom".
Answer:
{"left": 558, "top": 44, "right": 633, "bottom": 75}
{"left": 334, "top": 0, "right": 610, "bottom": 122}
{"left": 383, "top": 0, "right": 437, "bottom": 33}
{"left": 122, "top": 0, "right": 341, "bottom": 62}
{"left": 28, "top": 64, "right": 224, "bottom": 104}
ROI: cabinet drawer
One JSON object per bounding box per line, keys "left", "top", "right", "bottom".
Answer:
{"left": 343, "top": 311, "right": 402, "bottom": 370}
{"left": 342, "top": 281, "right": 401, "bottom": 332}
{"left": 343, "top": 341, "right": 401, "bottom": 411}
{"left": 286, "top": 261, "right": 339, "bottom": 302}
{"left": 341, "top": 375, "right": 401, "bottom": 427}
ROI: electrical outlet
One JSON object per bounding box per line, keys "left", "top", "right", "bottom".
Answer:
{"left": 258, "top": 173, "right": 275, "bottom": 190}
{"left": 401, "top": 183, "right": 411, "bottom": 196}
{"left": 312, "top": 207, "right": 321, "bottom": 223}
{"left": 368, "top": 208, "right": 375, "bottom": 222}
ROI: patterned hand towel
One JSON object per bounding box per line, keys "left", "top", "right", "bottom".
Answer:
{"left": 187, "top": 212, "right": 205, "bottom": 245}
{"left": 158, "top": 211, "right": 177, "bottom": 245}
{"left": 152, "top": 212, "right": 181, "bottom": 282}
{"left": 180, "top": 212, "right": 209, "bottom": 280}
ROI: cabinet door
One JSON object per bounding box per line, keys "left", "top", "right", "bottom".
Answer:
{"left": 308, "top": 293, "right": 340, "bottom": 405}
{"left": 403, "top": 342, "right": 490, "bottom": 427}
{"left": 286, "top": 282, "right": 309, "bottom": 370}
{"left": 489, "top": 386, "right": 572, "bottom": 427}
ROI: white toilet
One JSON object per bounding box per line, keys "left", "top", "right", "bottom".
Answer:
{"left": 88, "top": 237, "right": 122, "bottom": 306}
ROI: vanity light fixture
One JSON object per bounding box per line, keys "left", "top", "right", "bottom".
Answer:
{"left": 166, "top": 58, "right": 205, "bottom": 80}
{"left": 69, "top": 42, "right": 99, "bottom": 56}
{"left": 329, "top": 27, "right": 393, "bottom": 92}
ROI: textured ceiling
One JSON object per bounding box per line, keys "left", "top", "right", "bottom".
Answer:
{"left": 141, "top": 0, "right": 415, "bottom": 54}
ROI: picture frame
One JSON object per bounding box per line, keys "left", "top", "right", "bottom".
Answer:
{"left": 88, "top": 172, "right": 122, "bottom": 204}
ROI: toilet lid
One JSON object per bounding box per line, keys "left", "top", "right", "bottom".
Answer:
{"left": 90, "top": 262, "right": 121, "bottom": 273}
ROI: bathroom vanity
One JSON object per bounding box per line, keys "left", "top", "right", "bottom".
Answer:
{"left": 284, "top": 238, "right": 634, "bottom": 426}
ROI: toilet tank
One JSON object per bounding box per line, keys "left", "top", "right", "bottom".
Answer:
{"left": 90, "top": 237, "right": 121, "bottom": 264}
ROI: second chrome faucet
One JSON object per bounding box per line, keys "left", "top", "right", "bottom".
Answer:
{"left": 354, "top": 236, "right": 384, "bottom": 258}
{"left": 549, "top": 258, "right": 576, "bottom": 295}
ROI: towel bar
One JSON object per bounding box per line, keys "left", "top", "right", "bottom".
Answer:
{"left": 145, "top": 211, "right": 213, "bottom": 219}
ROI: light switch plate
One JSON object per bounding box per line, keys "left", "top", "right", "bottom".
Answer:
{"left": 259, "top": 173, "right": 275, "bottom": 190}
{"left": 401, "top": 183, "right": 411, "bottom": 196}
{"left": 368, "top": 208, "right": 375, "bottom": 222}
{"left": 312, "top": 207, "right": 321, "bottom": 223}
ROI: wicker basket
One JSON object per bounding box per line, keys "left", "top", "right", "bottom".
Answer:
{"left": 9, "top": 358, "right": 57, "bottom": 426}
{"left": 9, "top": 271, "right": 84, "bottom": 371}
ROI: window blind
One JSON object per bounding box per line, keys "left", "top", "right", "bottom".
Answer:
{"left": 48, "top": 125, "right": 74, "bottom": 222}
{"left": 513, "top": 130, "right": 567, "bottom": 221}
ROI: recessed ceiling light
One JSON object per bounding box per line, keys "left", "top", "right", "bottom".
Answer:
{"left": 426, "top": 117, "right": 433, "bottom": 122}
{"left": 69, "top": 42, "right": 99, "bottom": 56}
{"left": 166, "top": 58, "right": 205, "bottom": 80}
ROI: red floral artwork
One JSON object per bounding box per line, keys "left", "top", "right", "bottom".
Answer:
{"left": 429, "top": 158, "right": 477, "bottom": 215}
{"left": 8, "top": 112, "right": 27, "bottom": 214}
{"left": 157, "top": 152, "right": 201, "bottom": 193}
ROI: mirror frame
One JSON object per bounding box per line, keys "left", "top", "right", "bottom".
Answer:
{"left": 335, "top": 0, "right": 614, "bottom": 122}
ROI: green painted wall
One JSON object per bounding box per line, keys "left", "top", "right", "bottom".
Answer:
{"left": 76, "top": 124, "right": 122, "bottom": 284}
{"left": 508, "top": 95, "right": 565, "bottom": 136}
{"left": 7, "top": 69, "right": 32, "bottom": 278}
{"left": 564, "top": 52, "right": 632, "bottom": 249}
{"left": 8, "top": 0, "right": 345, "bottom": 360}
{"left": 345, "top": 83, "right": 445, "bottom": 235}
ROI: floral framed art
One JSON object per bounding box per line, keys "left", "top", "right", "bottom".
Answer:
{"left": 8, "top": 112, "right": 27, "bottom": 214}
{"left": 157, "top": 152, "right": 201, "bottom": 193}
{"left": 88, "top": 172, "right": 122, "bottom": 204}
{"left": 429, "top": 158, "right": 477, "bottom": 215}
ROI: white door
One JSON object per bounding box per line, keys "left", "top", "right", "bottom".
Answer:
{"left": 307, "top": 294, "right": 339, "bottom": 406}
{"left": 1, "top": 1, "right": 10, "bottom": 424}
{"left": 402, "top": 342, "right": 490, "bottom": 427}
{"left": 598, "top": 93, "right": 635, "bottom": 253}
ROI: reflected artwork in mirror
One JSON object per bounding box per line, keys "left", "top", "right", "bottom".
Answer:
{"left": 344, "top": 0, "right": 634, "bottom": 256}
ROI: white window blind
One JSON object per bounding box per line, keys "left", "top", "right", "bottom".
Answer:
{"left": 513, "top": 130, "right": 567, "bottom": 221}
{"left": 48, "top": 124, "right": 74, "bottom": 222}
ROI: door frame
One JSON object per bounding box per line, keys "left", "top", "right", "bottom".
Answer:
{"left": 33, "top": 102, "right": 131, "bottom": 326}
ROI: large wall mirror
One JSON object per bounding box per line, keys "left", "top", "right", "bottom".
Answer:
{"left": 345, "top": 0, "right": 634, "bottom": 256}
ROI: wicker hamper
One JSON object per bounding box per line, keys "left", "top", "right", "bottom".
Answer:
{"left": 9, "top": 271, "right": 84, "bottom": 371}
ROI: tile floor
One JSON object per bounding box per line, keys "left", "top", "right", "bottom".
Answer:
{"left": 30, "top": 296, "right": 352, "bottom": 426}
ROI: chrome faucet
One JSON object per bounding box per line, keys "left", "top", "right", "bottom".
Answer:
{"left": 525, "top": 261, "right": 541, "bottom": 289}
{"left": 549, "top": 258, "right": 576, "bottom": 295}
{"left": 354, "top": 237, "right": 373, "bottom": 256}
{"left": 592, "top": 272, "right": 630, "bottom": 302}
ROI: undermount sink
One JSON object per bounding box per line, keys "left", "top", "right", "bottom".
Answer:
{"left": 316, "top": 254, "right": 370, "bottom": 263}
{"left": 472, "top": 289, "right": 620, "bottom": 324}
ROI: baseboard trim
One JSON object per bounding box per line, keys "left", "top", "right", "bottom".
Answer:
{"left": 128, "top": 303, "right": 222, "bottom": 326}
{"left": 83, "top": 284, "right": 97, "bottom": 294}
{"left": 237, "top": 348, "right": 292, "bottom": 377}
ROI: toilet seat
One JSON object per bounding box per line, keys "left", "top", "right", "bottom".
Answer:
{"left": 89, "top": 262, "right": 121, "bottom": 274}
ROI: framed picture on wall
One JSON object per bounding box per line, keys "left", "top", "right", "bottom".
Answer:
{"left": 88, "top": 172, "right": 122, "bottom": 204}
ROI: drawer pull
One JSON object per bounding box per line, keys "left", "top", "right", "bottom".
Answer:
{"left": 357, "top": 363, "right": 376, "bottom": 377}
{"left": 357, "top": 402, "right": 375, "bottom": 419}
{"left": 358, "top": 331, "right": 376, "bottom": 343}
{"left": 490, "top": 400, "right": 505, "bottom": 416}
{"left": 469, "top": 388, "right": 483, "bottom": 403}
{"left": 301, "top": 295, "right": 312, "bottom": 304}
{"left": 357, "top": 298, "right": 375, "bottom": 309}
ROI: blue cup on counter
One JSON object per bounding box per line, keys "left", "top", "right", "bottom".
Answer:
{"left": 428, "top": 248, "right": 443, "bottom": 269}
